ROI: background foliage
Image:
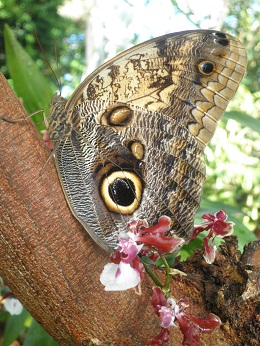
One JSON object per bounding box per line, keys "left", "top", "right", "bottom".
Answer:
{"left": 0, "top": 0, "right": 259, "bottom": 345}
{"left": 0, "top": 0, "right": 85, "bottom": 94}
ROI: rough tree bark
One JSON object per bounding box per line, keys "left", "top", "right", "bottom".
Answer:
{"left": 0, "top": 73, "right": 259, "bottom": 346}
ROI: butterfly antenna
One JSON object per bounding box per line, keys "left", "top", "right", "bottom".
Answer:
{"left": 33, "top": 30, "right": 61, "bottom": 94}
{"left": 53, "top": 38, "right": 62, "bottom": 95}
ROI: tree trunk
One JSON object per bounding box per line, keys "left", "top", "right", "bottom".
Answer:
{"left": 0, "top": 73, "right": 259, "bottom": 346}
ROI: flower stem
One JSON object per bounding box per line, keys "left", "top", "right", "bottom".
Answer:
{"left": 159, "top": 254, "right": 172, "bottom": 297}
{"left": 139, "top": 257, "right": 163, "bottom": 288}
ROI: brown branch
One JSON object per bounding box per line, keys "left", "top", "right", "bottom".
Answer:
{"left": 0, "top": 72, "right": 259, "bottom": 346}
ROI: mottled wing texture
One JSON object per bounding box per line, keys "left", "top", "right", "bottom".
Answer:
{"left": 49, "top": 30, "right": 247, "bottom": 252}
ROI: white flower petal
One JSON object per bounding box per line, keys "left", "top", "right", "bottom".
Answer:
{"left": 118, "top": 232, "right": 129, "bottom": 240}
{"left": 100, "top": 262, "right": 140, "bottom": 291}
{"left": 167, "top": 298, "right": 177, "bottom": 311}
{"left": 100, "top": 263, "right": 119, "bottom": 286}
{"left": 4, "top": 297, "right": 23, "bottom": 315}
{"left": 204, "top": 243, "right": 217, "bottom": 264}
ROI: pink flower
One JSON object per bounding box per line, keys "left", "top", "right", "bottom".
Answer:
{"left": 100, "top": 235, "right": 144, "bottom": 291}
{"left": 100, "top": 216, "right": 184, "bottom": 292}
{"left": 150, "top": 288, "right": 221, "bottom": 346}
{"left": 191, "top": 209, "right": 234, "bottom": 264}
{"left": 118, "top": 237, "right": 143, "bottom": 263}
{"left": 149, "top": 327, "right": 170, "bottom": 346}
{"left": 177, "top": 311, "right": 221, "bottom": 346}
{"left": 128, "top": 216, "right": 184, "bottom": 253}
{"left": 159, "top": 304, "right": 177, "bottom": 328}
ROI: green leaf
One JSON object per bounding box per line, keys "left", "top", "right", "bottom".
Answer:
{"left": 0, "top": 310, "right": 9, "bottom": 322}
{"left": 142, "top": 253, "right": 177, "bottom": 267}
{"left": 1, "top": 308, "right": 30, "bottom": 346}
{"left": 4, "top": 24, "right": 53, "bottom": 126}
{"left": 23, "top": 319, "right": 59, "bottom": 346}
{"left": 226, "top": 111, "right": 260, "bottom": 134}
{"left": 178, "top": 237, "right": 203, "bottom": 261}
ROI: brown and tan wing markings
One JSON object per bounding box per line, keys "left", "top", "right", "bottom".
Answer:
{"left": 48, "top": 30, "right": 247, "bottom": 251}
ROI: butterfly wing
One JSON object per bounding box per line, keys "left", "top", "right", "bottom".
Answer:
{"left": 50, "top": 30, "right": 247, "bottom": 252}
{"left": 69, "top": 30, "right": 247, "bottom": 147}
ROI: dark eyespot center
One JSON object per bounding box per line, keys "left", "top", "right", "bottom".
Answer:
{"left": 109, "top": 178, "right": 135, "bottom": 207}
{"left": 213, "top": 32, "right": 229, "bottom": 46}
{"left": 198, "top": 61, "right": 215, "bottom": 75}
{"left": 100, "top": 170, "right": 142, "bottom": 214}
{"left": 217, "top": 39, "right": 229, "bottom": 46}
{"left": 214, "top": 32, "right": 227, "bottom": 38}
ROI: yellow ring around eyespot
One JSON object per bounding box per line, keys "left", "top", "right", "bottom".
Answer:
{"left": 100, "top": 171, "right": 142, "bottom": 215}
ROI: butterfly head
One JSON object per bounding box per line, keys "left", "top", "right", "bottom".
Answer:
{"left": 48, "top": 93, "right": 81, "bottom": 142}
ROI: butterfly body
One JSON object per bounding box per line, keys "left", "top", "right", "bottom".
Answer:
{"left": 48, "top": 30, "right": 247, "bottom": 252}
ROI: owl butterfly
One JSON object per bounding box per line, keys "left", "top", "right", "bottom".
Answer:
{"left": 48, "top": 30, "right": 247, "bottom": 253}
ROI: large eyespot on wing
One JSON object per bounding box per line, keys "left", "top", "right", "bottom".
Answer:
{"left": 100, "top": 170, "right": 143, "bottom": 215}
{"left": 51, "top": 30, "right": 246, "bottom": 252}
{"left": 54, "top": 118, "right": 146, "bottom": 252}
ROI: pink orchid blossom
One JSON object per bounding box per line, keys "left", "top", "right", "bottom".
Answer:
{"left": 100, "top": 216, "right": 184, "bottom": 292}
{"left": 128, "top": 216, "right": 184, "bottom": 253}
{"left": 100, "top": 234, "right": 145, "bottom": 291}
{"left": 149, "top": 327, "right": 170, "bottom": 346}
{"left": 191, "top": 209, "right": 234, "bottom": 264}
{"left": 118, "top": 237, "right": 143, "bottom": 263}
{"left": 150, "top": 287, "right": 221, "bottom": 346}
